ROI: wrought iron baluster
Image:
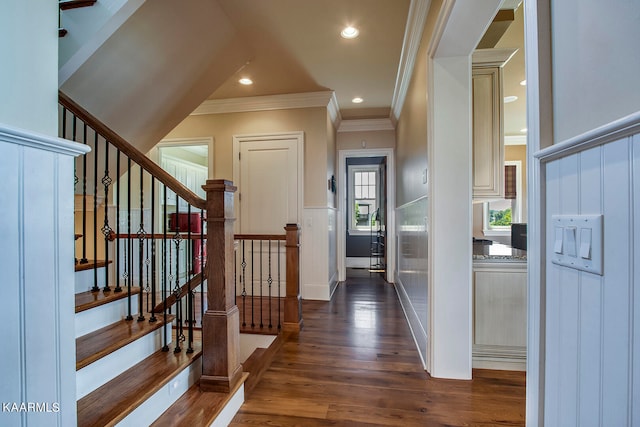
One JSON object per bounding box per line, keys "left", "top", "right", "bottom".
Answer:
{"left": 278, "top": 240, "right": 282, "bottom": 330}
{"left": 101, "top": 140, "right": 112, "bottom": 292}
{"left": 91, "top": 131, "right": 99, "bottom": 292}
{"left": 173, "top": 193, "right": 184, "bottom": 353}
{"left": 251, "top": 240, "right": 255, "bottom": 328}
{"left": 241, "top": 240, "right": 247, "bottom": 327}
{"left": 260, "top": 239, "right": 264, "bottom": 329}
{"left": 137, "top": 166, "right": 146, "bottom": 322}
{"left": 149, "top": 176, "right": 157, "bottom": 323}
{"left": 114, "top": 149, "right": 122, "bottom": 293}
{"left": 73, "top": 115, "right": 78, "bottom": 189}
{"left": 79, "top": 123, "right": 88, "bottom": 264}
{"left": 268, "top": 240, "right": 273, "bottom": 329}
{"left": 162, "top": 184, "right": 169, "bottom": 351}
{"left": 186, "top": 205, "right": 194, "bottom": 353}
{"left": 125, "top": 157, "right": 133, "bottom": 320}
{"left": 200, "top": 213, "right": 205, "bottom": 326}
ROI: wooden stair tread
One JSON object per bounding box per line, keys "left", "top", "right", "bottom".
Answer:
{"left": 77, "top": 340, "right": 203, "bottom": 427}
{"left": 75, "top": 259, "right": 112, "bottom": 272}
{"left": 59, "top": 0, "right": 97, "bottom": 10}
{"left": 76, "top": 315, "right": 174, "bottom": 370}
{"left": 151, "top": 373, "right": 249, "bottom": 427}
{"left": 75, "top": 287, "right": 141, "bottom": 313}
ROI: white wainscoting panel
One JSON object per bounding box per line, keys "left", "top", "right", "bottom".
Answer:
{"left": 301, "top": 207, "right": 337, "bottom": 300}
{"left": 395, "top": 197, "right": 428, "bottom": 368}
{"left": 0, "top": 124, "right": 89, "bottom": 427}
{"left": 543, "top": 132, "right": 640, "bottom": 426}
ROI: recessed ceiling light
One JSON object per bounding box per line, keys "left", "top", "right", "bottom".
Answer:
{"left": 520, "top": 80, "right": 527, "bottom": 86}
{"left": 352, "top": 97, "right": 363, "bottom": 104}
{"left": 504, "top": 95, "right": 518, "bottom": 103}
{"left": 239, "top": 78, "right": 253, "bottom": 85}
{"left": 520, "top": 128, "right": 528, "bottom": 133}
{"left": 341, "top": 26, "right": 359, "bottom": 39}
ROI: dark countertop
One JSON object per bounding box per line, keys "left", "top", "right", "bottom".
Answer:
{"left": 472, "top": 240, "right": 527, "bottom": 261}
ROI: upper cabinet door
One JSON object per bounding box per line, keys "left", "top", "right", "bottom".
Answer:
{"left": 472, "top": 66, "right": 504, "bottom": 200}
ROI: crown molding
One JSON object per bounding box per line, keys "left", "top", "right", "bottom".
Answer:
{"left": 472, "top": 48, "right": 518, "bottom": 67}
{"left": 327, "top": 92, "right": 342, "bottom": 129}
{"left": 192, "top": 91, "right": 336, "bottom": 116}
{"left": 505, "top": 135, "right": 527, "bottom": 145}
{"left": 391, "top": 0, "right": 431, "bottom": 122}
{"left": 338, "top": 118, "right": 395, "bottom": 133}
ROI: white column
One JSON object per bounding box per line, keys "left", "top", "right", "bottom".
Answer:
{"left": 428, "top": 55, "right": 473, "bottom": 379}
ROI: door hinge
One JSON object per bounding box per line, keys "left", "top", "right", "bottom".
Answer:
{"left": 239, "top": 152, "right": 241, "bottom": 161}
{"left": 239, "top": 193, "right": 241, "bottom": 201}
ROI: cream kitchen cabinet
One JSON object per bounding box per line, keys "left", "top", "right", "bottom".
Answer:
{"left": 471, "top": 49, "right": 516, "bottom": 200}
{"left": 472, "top": 259, "right": 526, "bottom": 371}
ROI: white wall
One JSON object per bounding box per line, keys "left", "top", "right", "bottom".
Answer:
{"left": 0, "top": 0, "right": 59, "bottom": 136}
{"left": 0, "top": 3, "right": 87, "bottom": 425}
{"left": 550, "top": 0, "right": 640, "bottom": 142}
{"left": 527, "top": 1, "right": 640, "bottom": 424}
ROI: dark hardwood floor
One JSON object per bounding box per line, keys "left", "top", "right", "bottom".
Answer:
{"left": 230, "top": 269, "right": 526, "bottom": 426}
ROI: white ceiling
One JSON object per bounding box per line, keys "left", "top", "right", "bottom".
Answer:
{"left": 211, "top": 0, "right": 411, "bottom": 120}
{"left": 208, "top": 0, "right": 526, "bottom": 133}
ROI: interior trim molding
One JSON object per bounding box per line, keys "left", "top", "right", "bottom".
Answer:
{"left": 472, "top": 48, "right": 518, "bottom": 67}
{"left": 192, "top": 91, "right": 335, "bottom": 116}
{"left": 535, "top": 110, "right": 640, "bottom": 163}
{"left": 0, "top": 123, "right": 90, "bottom": 157}
{"left": 338, "top": 118, "right": 395, "bottom": 132}
{"left": 391, "top": 0, "right": 431, "bottom": 121}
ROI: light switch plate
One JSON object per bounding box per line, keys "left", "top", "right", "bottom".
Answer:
{"left": 551, "top": 214, "right": 603, "bottom": 275}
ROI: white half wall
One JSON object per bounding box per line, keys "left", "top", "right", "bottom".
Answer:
{"left": 301, "top": 207, "right": 338, "bottom": 300}
{"left": 0, "top": 125, "right": 89, "bottom": 426}
{"left": 539, "top": 118, "right": 640, "bottom": 426}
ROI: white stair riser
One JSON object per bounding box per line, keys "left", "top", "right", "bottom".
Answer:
{"left": 75, "top": 267, "right": 107, "bottom": 293}
{"left": 76, "top": 326, "right": 172, "bottom": 400}
{"left": 210, "top": 385, "right": 245, "bottom": 427}
{"left": 75, "top": 294, "right": 139, "bottom": 338}
{"left": 116, "top": 358, "right": 203, "bottom": 427}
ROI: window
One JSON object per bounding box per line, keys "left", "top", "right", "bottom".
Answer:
{"left": 348, "top": 166, "right": 378, "bottom": 233}
{"left": 483, "top": 161, "right": 522, "bottom": 236}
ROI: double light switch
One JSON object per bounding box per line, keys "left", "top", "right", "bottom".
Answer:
{"left": 551, "top": 214, "right": 603, "bottom": 275}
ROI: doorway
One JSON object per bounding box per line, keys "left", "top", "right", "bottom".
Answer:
{"left": 338, "top": 149, "right": 395, "bottom": 283}
{"left": 345, "top": 156, "right": 387, "bottom": 273}
{"left": 155, "top": 138, "right": 212, "bottom": 283}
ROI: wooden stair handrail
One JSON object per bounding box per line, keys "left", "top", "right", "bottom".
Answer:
{"left": 59, "top": 91, "right": 206, "bottom": 210}
{"left": 59, "top": 0, "right": 97, "bottom": 10}
{"left": 234, "top": 234, "right": 286, "bottom": 241}
{"left": 151, "top": 272, "right": 206, "bottom": 314}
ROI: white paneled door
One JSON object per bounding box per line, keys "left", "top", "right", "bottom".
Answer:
{"left": 237, "top": 135, "right": 300, "bottom": 234}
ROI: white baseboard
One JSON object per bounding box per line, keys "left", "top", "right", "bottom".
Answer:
{"left": 302, "top": 283, "right": 331, "bottom": 301}
{"left": 345, "top": 257, "right": 371, "bottom": 268}
{"left": 210, "top": 383, "right": 245, "bottom": 427}
{"left": 472, "top": 344, "right": 526, "bottom": 371}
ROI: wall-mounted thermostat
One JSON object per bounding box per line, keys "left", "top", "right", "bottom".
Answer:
{"left": 551, "top": 214, "right": 603, "bottom": 275}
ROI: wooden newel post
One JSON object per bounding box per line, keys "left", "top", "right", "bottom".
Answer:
{"left": 200, "top": 179, "right": 242, "bottom": 393}
{"left": 284, "top": 223, "right": 303, "bottom": 332}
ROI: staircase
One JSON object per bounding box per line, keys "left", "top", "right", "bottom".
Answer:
{"left": 73, "top": 261, "right": 254, "bottom": 426}
{"left": 62, "top": 91, "right": 302, "bottom": 425}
